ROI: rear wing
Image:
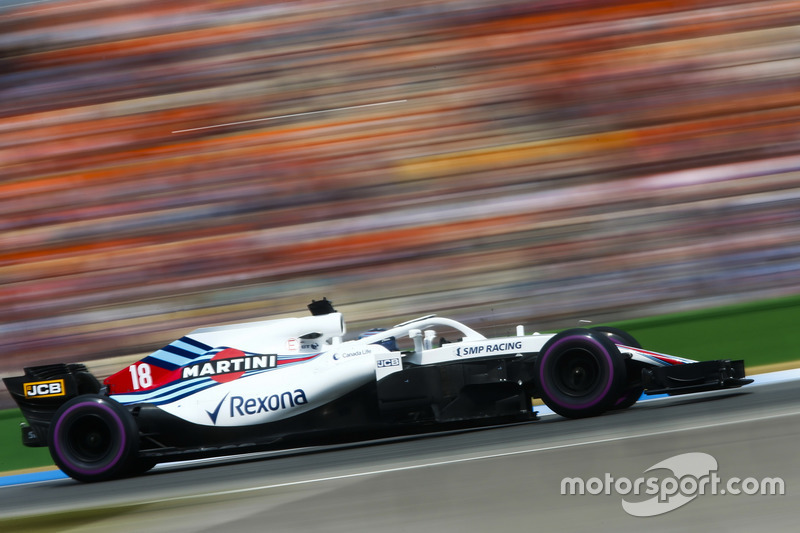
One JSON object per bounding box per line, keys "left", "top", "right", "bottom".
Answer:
{"left": 2, "top": 364, "right": 101, "bottom": 447}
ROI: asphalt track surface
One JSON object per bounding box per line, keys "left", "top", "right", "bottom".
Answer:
{"left": 1, "top": 375, "right": 798, "bottom": 532}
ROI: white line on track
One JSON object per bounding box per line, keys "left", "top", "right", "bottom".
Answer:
{"left": 144, "top": 407, "right": 800, "bottom": 505}
{"left": 171, "top": 100, "right": 408, "bottom": 134}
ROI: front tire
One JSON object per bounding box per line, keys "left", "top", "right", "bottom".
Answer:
{"left": 535, "top": 329, "right": 627, "bottom": 418}
{"left": 48, "top": 395, "right": 139, "bottom": 482}
{"left": 592, "top": 326, "right": 644, "bottom": 410}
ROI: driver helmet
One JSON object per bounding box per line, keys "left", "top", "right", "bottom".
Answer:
{"left": 358, "top": 328, "right": 398, "bottom": 352}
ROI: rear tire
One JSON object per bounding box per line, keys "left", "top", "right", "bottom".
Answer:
{"left": 535, "top": 329, "right": 627, "bottom": 418}
{"left": 48, "top": 395, "right": 139, "bottom": 482}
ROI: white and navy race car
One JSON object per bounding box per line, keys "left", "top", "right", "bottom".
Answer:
{"left": 4, "top": 298, "right": 752, "bottom": 482}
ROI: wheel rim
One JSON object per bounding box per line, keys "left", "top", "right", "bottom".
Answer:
{"left": 552, "top": 348, "right": 601, "bottom": 397}
{"left": 64, "top": 413, "right": 115, "bottom": 463}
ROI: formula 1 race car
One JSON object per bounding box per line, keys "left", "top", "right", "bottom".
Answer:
{"left": 4, "top": 298, "right": 752, "bottom": 482}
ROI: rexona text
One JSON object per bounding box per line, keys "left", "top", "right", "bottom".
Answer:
{"left": 230, "top": 389, "right": 308, "bottom": 416}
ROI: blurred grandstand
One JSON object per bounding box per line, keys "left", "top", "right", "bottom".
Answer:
{"left": 2, "top": 0, "right": 800, "bottom": 388}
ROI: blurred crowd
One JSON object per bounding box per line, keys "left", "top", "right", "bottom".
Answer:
{"left": 2, "top": 0, "right": 800, "bottom": 375}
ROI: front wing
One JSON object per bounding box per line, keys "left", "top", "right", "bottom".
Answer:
{"left": 641, "top": 359, "right": 752, "bottom": 395}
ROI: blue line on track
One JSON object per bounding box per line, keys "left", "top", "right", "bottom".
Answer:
{"left": 0, "top": 469, "right": 67, "bottom": 487}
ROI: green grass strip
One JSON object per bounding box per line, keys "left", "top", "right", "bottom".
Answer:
{"left": 0, "top": 409, "right": 53, "bottom": 473}
{"left": 610, "top": 293, "right": 800, "bottom": 365}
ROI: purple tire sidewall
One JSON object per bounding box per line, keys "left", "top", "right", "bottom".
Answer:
{"left": 52, "top": 400, "right": 127, "bottom": 476}
{"left": 538, "top": 334, "right": 616, "bottom": 410}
